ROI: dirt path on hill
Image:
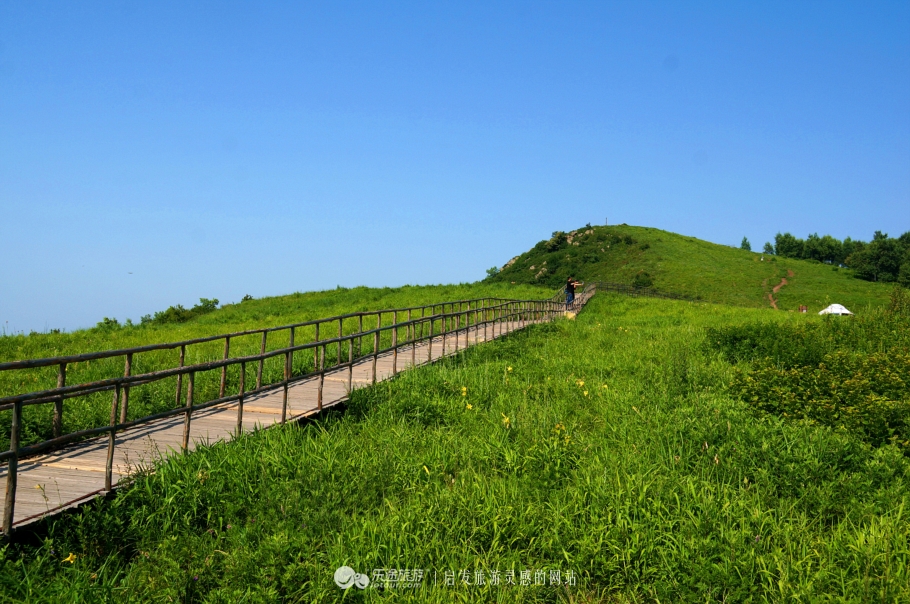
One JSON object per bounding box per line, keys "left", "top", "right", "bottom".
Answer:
{"left": 767, "top": 271, "right": 794, "bottom": 309}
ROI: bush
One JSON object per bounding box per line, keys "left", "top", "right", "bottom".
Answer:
{"left": 95, "top": 317, "right": 121, "bottom": 330}
{"left": 142, "top": 298, "right": 220, "bottom": 326}
{"left": 731, "top": 351, "right": 910, "bottom": 449}
{"left": 709, "top": 310, "right": 910, "bottom": 452}
{"left": 632, "top": 271, "right": 653, "bottom": 288}
{"left": 545, "top": 231, "right": 568, "bottom": 252}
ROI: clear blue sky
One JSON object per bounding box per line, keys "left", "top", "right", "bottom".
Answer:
{"left": 2, "top": 1, "right": 908, "bottom": 333}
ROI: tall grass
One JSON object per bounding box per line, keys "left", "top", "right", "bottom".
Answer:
{"left": 2, "top": 294, "right": 907, "bottom": 601}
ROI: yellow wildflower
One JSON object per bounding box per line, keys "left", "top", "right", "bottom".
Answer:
{"left": 461, "top": 387, "right": 467, "bottom": 396}
{"left": 507, "top": 366, "right": 513, "bottom": 373}
{"left": 63, "top": 553, "right": 77, "bottom": 564}
{"left": 423, "top": 465, "right": 430, "bottom": 475}
{"left": 583, "top": 390, "right": 588, "bottom": 397}
{"left": 466, "top": 403, "right": 473, "bottom": 410}
{"left": 501, "top": 413, "right": 511, "bottom": 428}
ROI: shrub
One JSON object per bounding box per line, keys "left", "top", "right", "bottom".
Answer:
{"left": 546, "top": 231, "right": 568, "bottom": 252}
{"left": 143, "top": 298, "right": 221, "bottom": 325}
{"left": 710, "top": 310, "right": 910, "bottom": 451}
{"left": 95, "top": 317, "right": 121, "bottom": 330}
{"left": 632, "top": 271, "right": 654, "bottom": 288}
{"left": 731, "top": 351, "right": 910, "bottom": 449}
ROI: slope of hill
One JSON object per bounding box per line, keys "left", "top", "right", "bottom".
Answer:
{"left": 486, "top": 224, "right": 895, "bottom": 311}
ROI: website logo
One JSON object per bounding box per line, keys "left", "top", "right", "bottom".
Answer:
{"left": 334, "top": 566, "right": 370, "bottom": 590}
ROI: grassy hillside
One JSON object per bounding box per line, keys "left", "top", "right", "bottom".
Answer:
{"left": 486, "top": 224, "right": 894, "bottom": 312}
{"left": 4, "top": 295, "right": 907, "bottom": 601}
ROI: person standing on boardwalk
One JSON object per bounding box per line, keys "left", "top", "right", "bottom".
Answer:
{"left": 565, "top": 277, "right": 581, "bottom": 309}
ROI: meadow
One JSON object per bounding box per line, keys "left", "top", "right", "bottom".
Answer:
{"left": 2, "top": 292, "right": 907, "bottom": 602}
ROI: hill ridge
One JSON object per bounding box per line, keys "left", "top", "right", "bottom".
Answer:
{"left": 486, "top": 224, "right": 894, "bottom": 311}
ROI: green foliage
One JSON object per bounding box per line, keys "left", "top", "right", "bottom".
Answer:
{"left": 3, "top": 296, "right": 909, "bottom": 601}
{"left": 94, "top": 317, "right": 121, "bottom": 330}
{"left": 632, "top": 270, "right": 653, "bottom": 287}
{"left": 731, "top": 351, "right": 910, "bottom": 449}
{"left": 143, "top": 298, "right": 220, "bottom": 325}
{"left": 763, "top": 241, "right": 775, "bottom": 255}
{"left": 774, "top": 229, "right": 910, "bottom": 284}
{"left": 708, "top": 308, "right": 910, "bottom": 451}
{"left": 545, "top": 230, "right": 567, "bottom": 252}
{"left": 485, "top": 266, "right": 500, "bottom": 278}
{"left": 848, "top": 232, "right": 909, "bottom": 283}
{"left": 890, "top": 286, "right": 910, "bottom": 316}
{"left": 740, "top": 236, "right": 751, "bottom": 251}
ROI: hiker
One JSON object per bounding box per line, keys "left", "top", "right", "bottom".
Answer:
{"left": 565, "top": 277, "right": 582, "bottom": 309}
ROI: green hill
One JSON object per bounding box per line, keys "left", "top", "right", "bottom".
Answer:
{"left": 486, "top": 224, "right": 895, "bottom": 312}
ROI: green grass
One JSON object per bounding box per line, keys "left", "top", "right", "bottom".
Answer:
{"left": 488, "top": 224, "right": 894, "bottom": 311}
{"left": 4, "top": 294, "right": 907, "bottom": 602}
{"left": 0, "top": 283, "right": 553, "bottom": 446}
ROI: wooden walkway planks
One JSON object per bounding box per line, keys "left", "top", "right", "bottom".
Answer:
{"left": 1, "top": 319, "right": 537, "bottom": 528}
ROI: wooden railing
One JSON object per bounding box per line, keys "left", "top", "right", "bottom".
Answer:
{"left": 1, "top": 292, "right": 591, "bottom": 534}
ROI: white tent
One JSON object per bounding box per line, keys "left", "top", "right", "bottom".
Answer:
{"left": 818, "top": 304, "right": 853, "bottom": 316}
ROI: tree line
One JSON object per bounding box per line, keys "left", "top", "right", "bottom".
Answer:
{"left": 759, "top": 231, "right": 910, "bottom": 285}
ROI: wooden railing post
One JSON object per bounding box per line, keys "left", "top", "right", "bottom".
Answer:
{"left": 409, "top": 308, "right": 415, "bottom": 368}
{"left": 454, "top": 310, "right": 460, "bottom": 353}
{"left": 53, "top": 363, "right": 66, "bottom": 438}
{"left": 257, "top": 332, "right": 267, "bottom": 389}
{"left": 372, "top": 329, "right": 379, "bottom": 385}
{"left": 175, "top": 345, "right": 185, "bottom": 407}
{"left": 288, "top": 327, "right": 295, "bottom": 381}
{"left": 441, "top": 306, "right": 447, "bottom": 356}
{"left": 182, "top": 372, "right": 194, "bottom": 452}
{"left": 483, "top": 300, "right": 488, "bottom": 342}
{"left": 337, "top": 318, "right": 343, "bottom": 367}
{"left": 358, "top": 315, "right": 363, "bottom": 357}
{"left": 313, "top": 323, "right": 320, "bottom": 374}
{"left": 236, "top": 362, "right": 246, "bottom": 433}
{"left": 120, "top": 353, "right": 132, "bottom": 424}
{"left": 219, "top": 337, "right": 230, "bottom": 398}
{"left": 3, "top": 400, "right": 22, "bottom": 535}
{"left": 427, "top": 317, "right": 434, "bottom": 363}
{"left": 392, "top": 311, "right": 398, "bottom": 375}
{"left": 105, "top": 384, "right": 120, "bottom": 491}
{"left": 347, "top": 335, "right": 354, "bottom": 394}
{"left": 317, "top": 344, "right": 325, "bottom": 410}
{"left": 281, "top": 350, "right": 290, "bottom": 423}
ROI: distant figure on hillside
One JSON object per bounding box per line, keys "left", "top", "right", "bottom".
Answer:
{"left": 565, "top": 277, "right": 582, "bottom": 309}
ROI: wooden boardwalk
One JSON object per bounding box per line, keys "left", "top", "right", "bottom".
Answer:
{"left": 1, "top": 319, "right": 539, "bottom": 528}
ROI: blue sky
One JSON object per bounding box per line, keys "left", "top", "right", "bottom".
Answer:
{"left": 2, "top": 1, "right": 908, "bottom": 333}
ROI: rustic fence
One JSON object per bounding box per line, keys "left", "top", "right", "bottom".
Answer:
{"left": 0, "top": 291, "right": 592, "bottom": 534}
